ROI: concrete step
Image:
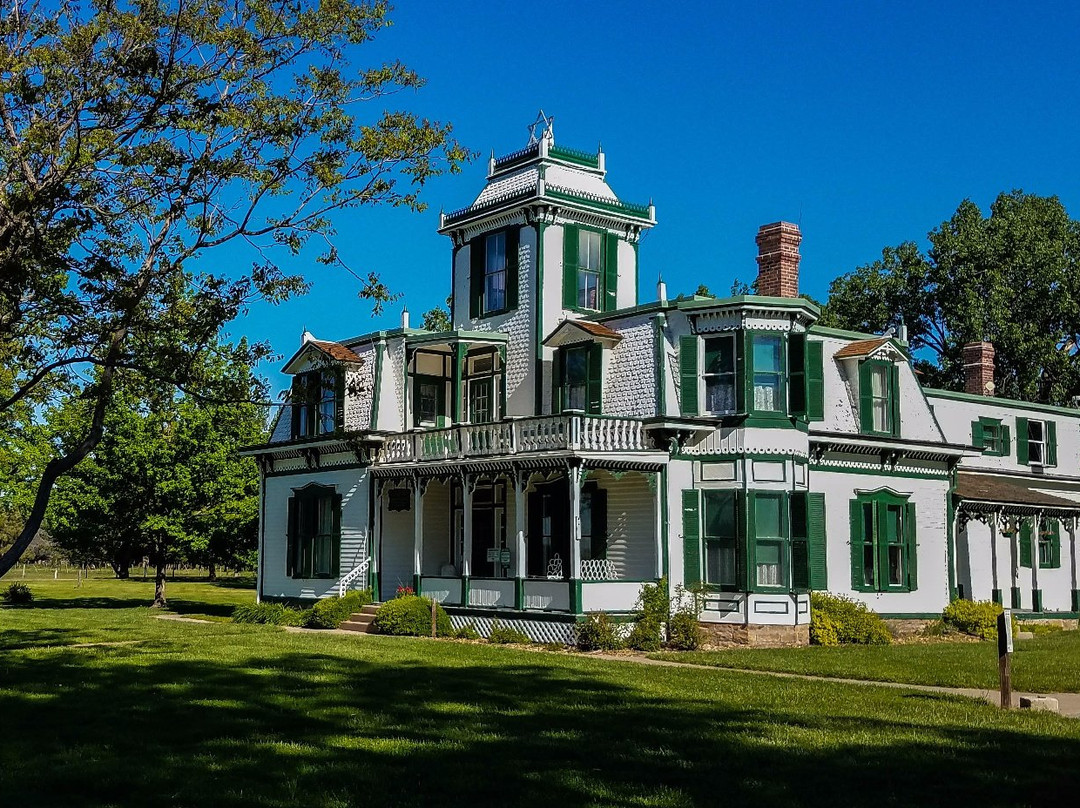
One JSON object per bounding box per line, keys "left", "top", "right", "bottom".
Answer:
{"left": 357, "top": 603, "right": 380, "bottom": 616}
{"left": 339, "top": 618, "right": 374, "bottom": 633}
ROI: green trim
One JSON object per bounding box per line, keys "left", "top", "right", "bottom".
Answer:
{"left": 544, "top": 186, "right": 653, "bottom": 221}
{"left": 924, "top": 387, "right": 1080, "bottom": 420}
{"left": 1011, "top": 586, "right": 1022, "bottom": 609}
{"left": 548, "top": 143, "right": 601, "bottom": 169}
{"left": 442, "top": 605, "right": 580, "bottom": 621}
{"left": 589, "top": 300, "right": 678, "bottom": 322}
{"left": 633, "top": 242, "right": 640, "bottom": 306}
{"left": 535, "top": 221, "right": 546, "bottom": 416}
{"left": 660, "top": 468, "right": 670, "bottom": 581}
{"left": 677, "top": 294, "right": 820, "bottom": 316}
{"left": 675, "top": 451, "right": 810, "bottom": 465}
{"left": 808, "top": 463, "right": 949, "bottom": 481}
{"left": 266, "top": 462, "right": 372, "bottom": 478}
{"left": 370, "top": 337, "right": 385, "bottom": 429}
{"left": 514, "top": 577, "right": 525, "bottom": 610}
{"left": 1073, "top": 589, "right": 1080, "bottom": 613}
{"left": 849, "top": 489, "right": 917, "bottom": 593}
{"left": 809, "top": 325, "right": 909, "bottom": 346}
{"left": 461, "top": 575, "right": 470, "bottom": 608}
{"left": 876, "top": 612, "right": 943, "bottom": 620}
{"left": 1017, "top": 611, "right": 1080, "bottom": 621}
{"left": 412, "top": 573, "right": 421, "bottom": 594}
{"left": 570, "top": 579, "right": 583, "bottom": 614}
{"left": 1032, "top": 588, "right": 1044, "bottom": 612}
{"left": 991, "top": 588, "right": 1003, "bottom": 605}
{"left": 741, "top": 415, "right": 809, "bottom": 431}
{"left": 405, "top": 329, "right": 509, "bottom": 346}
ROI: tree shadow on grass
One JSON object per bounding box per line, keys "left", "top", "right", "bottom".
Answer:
{"left": 0, "top": 636, "right": 1077, "bottom": 808}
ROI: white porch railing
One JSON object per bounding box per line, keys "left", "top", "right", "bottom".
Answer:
{"left": 579, "top": 558, "right": 618, "bottom": 580}
{"left": 378, "top": 413, "right": 650, "bottom": 464}
{"left": 337, "top": 558, "right": 370, "bottom": 597}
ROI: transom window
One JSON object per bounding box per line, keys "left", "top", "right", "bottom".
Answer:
{"left": 484, "top": 232, "right": 507, "bottom": 313}
{"left": 703, "top": 335, "right": 737, "bottom": 414}
{"left": 752, "top": 335, "right": 782, "bottom": 412}
{"left": 577, "top": 230, "right": 602, "bottom": 310}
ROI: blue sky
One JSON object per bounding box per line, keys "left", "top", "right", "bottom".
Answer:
{"left": 233, "top": 1, "right": 1080, "bottom": 395}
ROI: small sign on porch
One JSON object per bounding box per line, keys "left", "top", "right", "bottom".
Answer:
{"left": 486, "top": 547, "right": 511, "bottom": 564}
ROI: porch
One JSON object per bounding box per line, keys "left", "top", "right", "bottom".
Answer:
{"left": 370, "top": 459, "right": 665, "bottom": 615}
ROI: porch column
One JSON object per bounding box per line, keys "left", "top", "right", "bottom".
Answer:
{"left": 1069, "top": 519, "right": 1079, "bottom": 613}
{"left": 514, "top": 469, "right": 527, "bottom": 610}
{"left": 371, "top": 478, "right": 382, "bottom": 598}
{"left": 1009, "top": 515, "right": 1021, "bottom": 609}
{"left": 989, "top": 510, "right": 1001, "bottom": 604}
{"left": 461, "top": 472, "right": 473, "bottom": 605}
{"left": 653, "top": 470, "right": 663, "bottom": 579}
{"left": 569, "top": 463, "right": 583, "bottom": 613}
{"left": 412, "top": 476, "right": 425, "bottom": 594}
{"left": 1031, "top": 512, "right": 1042, "bottom": 612}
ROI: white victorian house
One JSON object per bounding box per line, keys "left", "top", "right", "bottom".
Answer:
{"left": 244, "top": 122, "right": 1080, "bottom": 644}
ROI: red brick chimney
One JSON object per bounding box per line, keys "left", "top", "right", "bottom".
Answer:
{"left": 755, "top": 222, "right": 802, "bottom": 298}
{"left": 962, "top": 341, "right": 995, "bottom": 396}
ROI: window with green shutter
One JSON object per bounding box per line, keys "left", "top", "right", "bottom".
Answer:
{"left": 1018, "top": 418, "right": 1056, "bottom": 466}
{"left": 561, "top": 224, "right": 619, "bottom": 313}
{"left": 681, "top": 489, "right": 702, "bottom": 587}
{"left": 858, "top": 359, "right": 899, "bottom": 436}
{"left": 806, "top": 340, "right": 825, "bottom": 421}
{"left": 291, "top": 369, "right": 342, "bottom": 439}
{"left": 554, "top": 343, "right": 602, "bottom": 414}
{"left": 849, "top": 490, "right": 916, "bottom": 592}
{"left": 807, "top": 492, "right": 828, "bottom": 589}
{"left": 1020, "top": 519, "right": 1062, "bottom": 569}
{"left": 286, "top": 485, "right": 341, "bottom": 579}
{"left": 788, "top": 333, "right": 807, "bottom": 416}
{"left": 750, "top": 492, "right": 786, "bottom": 589}
{"left": 678, "top": 335, "right": 699, "bottom": 416}
{"left": 703, "top": 490, "right": 739, "bottom": 590}
{"left": 972, "top": 417, "right": 1009, "bottom": 455}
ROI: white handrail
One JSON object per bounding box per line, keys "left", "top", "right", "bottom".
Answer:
{"left": 338, "top": 558, "right": 371, "bottom": 598}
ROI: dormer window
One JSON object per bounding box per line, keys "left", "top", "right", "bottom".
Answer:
{"left": 292, "top": 370, "right": 341, "bottom": 439}
{"left": 858, "top": 359, "right": 899, "bottom": 437}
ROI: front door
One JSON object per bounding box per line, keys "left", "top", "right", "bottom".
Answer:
{"left": 527, "top": 478, "right": 570, "bottom": 579}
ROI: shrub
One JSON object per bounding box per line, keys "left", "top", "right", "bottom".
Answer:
{"left": 809, "top": 610, "right": 840, "bottom": 646}
{"left": 371, "top": 595, "right": 451, "bottom": 637}
{"left": 488, "top": 621, "right": 533, "bottom": 644}
{"left": 2, "top": 582, "right": 33, "bottom": 606}
{"left": 453, "top": 621, "right": 481, "bottom": 640}
{"left": 576, "top": 612, "right": 623, "bottom": 651}
{"left": 810, "top": 593, "right": 892, "bottom": 645}
{"left": 626, "top": 618, "right": 663, "bottom": 651}
{"left": 942, "top": 598, "right": 1003, "bottom": 640}
{"left": 637, "top": 577, "right": 671, "bottom": 624}
{"left": 232, "top": 601, "right": 308, "bottom": 626}
{"left": 302, "top": 590, "right": 372, "bottom": 629}
{"left": 666, "top": 611, "right": 702, "bottom": 650}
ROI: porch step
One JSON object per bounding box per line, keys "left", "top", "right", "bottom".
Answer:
{"left": 339, "top": 603, "right": 381, "bottom": 634}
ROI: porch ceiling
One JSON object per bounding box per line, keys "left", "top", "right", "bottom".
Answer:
{"left": 370, "top": 452, "right": 667, "bottom": 478}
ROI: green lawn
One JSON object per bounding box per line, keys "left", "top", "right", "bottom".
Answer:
{"left": 2, "top": 580, "right": 1080, "bottom": 807}
{"left": 650, "top": 632, "right": 1080, "bottom": 694}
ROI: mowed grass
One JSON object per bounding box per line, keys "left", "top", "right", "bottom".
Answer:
{"left": 2, "top": 580, "right": 1080, "bottom": 807}
{"left": 650, "top": 630, "right": 1080, "bottom": 694}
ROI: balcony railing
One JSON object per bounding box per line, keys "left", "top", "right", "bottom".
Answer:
{"left": 379, "top": 413, "right": 651, "bottom": 464}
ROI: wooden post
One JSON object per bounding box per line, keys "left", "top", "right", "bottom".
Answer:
{"left": 998, "top": 608, "right": 1013, "bottom": 709}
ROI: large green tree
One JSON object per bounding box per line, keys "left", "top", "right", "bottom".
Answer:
{"left": 0, "top": 0, "right": 466, "bottom": 577}
{"left": 820, "top": 191, "right": 1080, "bottom": 404}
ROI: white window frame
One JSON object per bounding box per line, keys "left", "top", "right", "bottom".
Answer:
{"left": 1028, "top": 419, "right": 1046, "bottom": 465}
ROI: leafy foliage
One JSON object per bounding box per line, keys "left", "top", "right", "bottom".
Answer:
{"left": 0, "top": 0, "right": 467, "bottom": 576}
{"left": 810, "top": 593, "right": 892, "bottom": 645}
{"left": 941, "top": 599, "right": 1006, "bottom": 640}
{"left": 576, "top": 612, "right": 624, "bottom": 651}
{"left": 487, "top": 622, "right": 533, "bottom": 645}
{"left": 452, "top": 621, "right": 481, "bottom": 640}
{"left": 1, "top": 582, "right": 34, "bottom": 606}
{"left": 666, "top": 612, "right": 702, "bottom": 651}
{"left": 232, "top": 602, "right": 308, "bottom": 626}
{"left": 810, "top": 610, "right": 840, "bottom": 646}
{"left": 820, "top": 191, "right": 1080, "bottom": 403}
{"left": 371, "top": 595, "right": 450, "bottom": 637}
{"left": 303, "top": 591, "right": 372, "bottom": 629}
{"left": 625, "top": 618, "right": 663, "bottom": 652}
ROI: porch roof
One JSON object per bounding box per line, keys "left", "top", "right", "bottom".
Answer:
{"left": 370, "top": 453, "right": 666, "bottom": 479}
{"left": 956, "top": 471, "right": 1080, "bottom": 517}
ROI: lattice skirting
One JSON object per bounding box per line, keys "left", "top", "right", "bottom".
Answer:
{"left": 447, "top": 612, "right": 577, "bottom": 645}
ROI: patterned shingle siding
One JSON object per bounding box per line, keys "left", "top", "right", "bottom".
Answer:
{"left": 603, "top": 314, "right": 656, "bottom": 417}
{"left": 345, "top": 344, "right": 375, "bottom": 431}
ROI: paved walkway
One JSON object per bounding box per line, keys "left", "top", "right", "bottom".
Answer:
{"left": 593, "top": 653, "right": 1080, "bottom": 717}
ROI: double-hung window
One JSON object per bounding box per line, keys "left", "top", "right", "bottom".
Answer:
{"left": 850, "top": 492, "right": 917, "bottom": 592}
{"left": 703, "top": 491, "right": 738, "bottom": 588}
{"left": 1016, "top": 417, "right": 1057, "bottom": 466}
{"left": 292, "top": 370, "right": 340, "bottom": 438}
{"left": 484, "top": 232, "right": 507, "bottom": 313}
{"left": 972, "top": 417, "right": 1009, "bottom": 455}
{"left": 858, "top": 360, "right": 899, "bottom": 436}
{"left": 287, "top": 485, "right": 341, "bottom": 579}
{"left": 752, "top": 493, "right": 786, "bottom": 587}
{"left": 577, "top": 230, "right": 602, "bottom": 310}
{"left": 554, "top": 343, "right": 602, "bottom": 414}
{"left": 752, "top": 335, "right": 783, "bottom": 412}
{"left": 1027, "top": 420, "right": 1046, "bottom": 465}
{"left": 703, "top": 335, "right": 737, "bottom": 414}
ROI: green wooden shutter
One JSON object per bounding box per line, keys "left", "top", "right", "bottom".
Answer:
{"left": 681, "top": 489, "right": 701, "bottom": 587}
{"left": 678, "top": 335, "right": 699, "bottom": 416}
{"left": 807, "top": 492, "right": 827, "bottom": 590}
{"left": 1016, "top": 417, "right": 1029, "bottom": 464}
{"left": 603, "top": 232, "right": 618, "bottom": 312}
{"left": 849, "top": 499, "right": 864, "bottom": 590}
{"left": 1019, "top": 521, "right": 1032, "bottom": 568}
{"left": 904, "top": 501, "right": 917, "bottom": 591}
{"left": 592, "top": 486, "right": 608, "bottom": 560}
{"left": 506, "top": 226, "right": 519, "bottom": 310}
{"left": 788, "top": 333, "right": 807, "bottom": 416}
{"left": 745, "top": 491, "right": 757, "bottom": 591}
{"left": 470, "top": 236, "right": 484, "bottom": 318}
{"left": 806, "top": 340, "right": 825, "bottom": 421}
{"left": 790, "top": 491, "right": 809, "bottom": 591}
{"left": 858, "top": 362, "right": 873, "bottom": 433}
{"left": 334, "top": 369, "right": 346, "bottom": 434}
{"left": 1000, "top": 423, "right": 1011, "bottom": 455}
{"left": 971, "top": 420, "right": 984, "bottom": 449}
{"left": 735, "top": 332, "right": 747, "bottom": 413}
{"left": 551, "top": 349, "right": 563, "bottom": 413}
{"left": 286, "top": 496, "right": 298, "bottom": 578}
{"left": 587, "top": 342, "right": 603, "bottom": 414}
{"left": 1046, "top": 421, "right": 1058, "bottom": 466}
{"left": 562, "top": 224, "right": 579, "bottom": 309}
{"left": 300, "top": 495, "right": 313, "bottom": 579}
{"left": 331, "top": 493, "right": 342, "bottom": 577}
{"left": 889, "top": 364, "right": 901, "bottom": 436}
{"left": 1049, "top": 520, "right": 1061, "bottom": 569}
{"left": 734, "top": 492, "right": 747, "bottom": 592}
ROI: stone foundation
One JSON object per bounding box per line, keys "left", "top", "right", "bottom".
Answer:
{"left": 699, "top": 622, "right": 809, "bottom": 648}
{"left": 884, "top": 618, "right": 937, "bottom": 639}
{"left": 1016, "top": 617, "right": 1079, "bottom": 631}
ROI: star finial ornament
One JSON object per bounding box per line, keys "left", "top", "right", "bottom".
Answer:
{"left": 527, "top": 109, "right": 554, "bottom": 145}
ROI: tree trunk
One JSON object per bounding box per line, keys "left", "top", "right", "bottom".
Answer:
{"left": 152, "top": 556, "right": 167, "bottom": 608}
{"left": 207, "top": 560, "right": 216, "bottom": 581}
